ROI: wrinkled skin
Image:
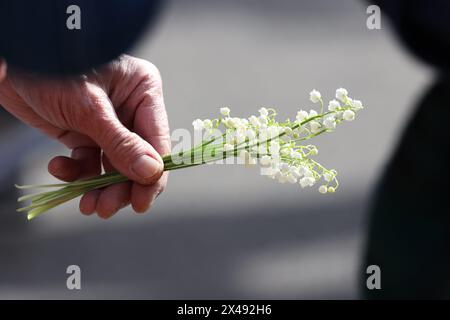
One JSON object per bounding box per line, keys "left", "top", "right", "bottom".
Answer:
{"left": 0, "top": 55, "right": 170, "bottom": 219}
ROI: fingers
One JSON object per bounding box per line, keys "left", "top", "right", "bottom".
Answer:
{"left": 131, "top": 88, "right": 170, "bottom": 213}
{"left": 80, "top": 153, "right": 132, "bottom": 219}
{"left": 49, "top": 147, "right": 118, "bottom": 218}
{"left": 81, "top": 91, "right": 164, "bottom": 185}
{"left": 49, "top": 147, "right": 103, "bottom": 217}
{"left": 95, "top": 181, "right": 131, "bottom": 219}
{"left": 72, "top": 148, "right": 111, "bottom": 217}
{"left": 79, "top": 190, "right": 101, "bottom": 215}
{"left": 129, "top": 61, "right": 171, "bottom": 156}
{"left": 125, "top": 60, "right": 171, "bottom": 215}
{"left": 133, "top": 93, "right": 171, "bottom": 155}
{"left": 48, "top": 156, "right": 81, "bottom": 182}
{"left": 0, "top": 58, "right": 6, "bottom": 82}
{"left": 131, "top": 172, "right": 168, "bottom": 213}
{"left": 71, "top": 147, "right": 102, "bottom": 179}
{"left": 97, "top": 153, "right": 167, "bottom": 217}
{"left": 78, "top": 151, "right": 133, "bottom": 219}
{"left": 48, "top": 147, "right": 101, "bottom": 181}
{"left": 48, "top": 146, "right": 135, "bottom": 219}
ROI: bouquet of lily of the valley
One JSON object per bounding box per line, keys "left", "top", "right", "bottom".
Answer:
{"left": 16, "top": 88, "right": 364, "bottom": 220}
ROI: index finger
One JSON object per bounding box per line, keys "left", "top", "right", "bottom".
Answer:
{"left": 132, "top": 64, "right": 171, "bottom": 156}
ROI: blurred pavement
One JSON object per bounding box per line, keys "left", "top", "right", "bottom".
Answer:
{"left": 0, "top": 0, "right": 431, "bottom": 299}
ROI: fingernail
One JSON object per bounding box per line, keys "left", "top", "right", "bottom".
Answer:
{"left": 131, "top": 155, "right": 161, "bottom": 180}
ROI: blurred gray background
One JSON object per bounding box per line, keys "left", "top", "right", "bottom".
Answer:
{"left": 0, "top": 0, "right": 431, "bottom": 299}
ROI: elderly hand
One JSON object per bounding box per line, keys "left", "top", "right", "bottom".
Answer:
{"left": 0, "top": 55, "right": 170, "bottom": 219}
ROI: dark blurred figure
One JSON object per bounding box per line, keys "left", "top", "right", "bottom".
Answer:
{"left": 0, "top": 0, "right": 162, "bottom": 74}
{"left": 363, "top": 0, "right": 450, "bottom": 299}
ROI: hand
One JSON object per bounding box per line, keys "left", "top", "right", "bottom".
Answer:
{"left": 0, "top": 55, "right": 170, "bottom": 219}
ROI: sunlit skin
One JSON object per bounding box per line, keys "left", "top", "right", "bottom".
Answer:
{"left": 0, "top": 55, "right": 170, "bottom": 219}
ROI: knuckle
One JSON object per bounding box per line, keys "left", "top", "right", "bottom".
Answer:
{"left": 140, "top": 92, "right": 166, "bottom": 117}
{"left": 108, "top": 130, "right": 139, "bottom": 158}
{"left": 148, "top": 64, "right": 162, "bottom": 84}
{"left": 138, "top": 59, "right": 161, "bottom": 79}
{"left": 86, "top": 88, "right": 109, "bottom": 113}
{"left": 138, "top": 60, "right": 163, "bottom": 90}
{"left": 70, "top": 85, "right": 109, "bottom": 132}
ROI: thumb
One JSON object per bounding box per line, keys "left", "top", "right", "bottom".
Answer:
{"left": 83, "top": 102, "right": 164, "bottom": 185}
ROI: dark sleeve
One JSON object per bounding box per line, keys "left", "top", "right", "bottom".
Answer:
{"left": 374, "top": 0, "right": 450, "bottom": 73}
{"left": 0, "top": 0, "right": 163, "bottom": 75}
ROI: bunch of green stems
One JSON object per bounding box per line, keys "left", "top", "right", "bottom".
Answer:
{"left": 16, "top": 114, "right": 329, "bottom": 220}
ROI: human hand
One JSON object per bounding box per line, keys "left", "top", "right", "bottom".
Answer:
{"left": 0, "top": 55, "right": 170, "bottom": 219}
